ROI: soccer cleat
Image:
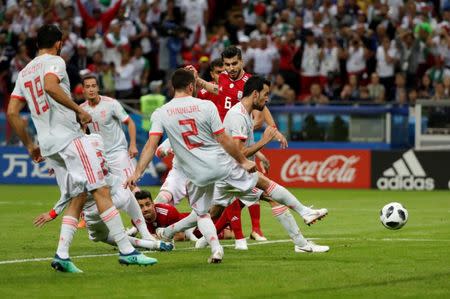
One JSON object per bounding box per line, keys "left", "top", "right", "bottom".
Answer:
{"left": 51, "top": 255, "right": 83, "bottom": 273}
{"left": 156, "top": 227, "right": 173, "bottom": 243}
{"left": 119, "top": 250, "right": 158, "bottom": 266}
{"left": 234, "top": 238, "right": 248, "bottom": 250}
{"left": 158, "top": 241, "right": 174, "bottom": 252}
{"left": 250, "top": 231, "right": 267, "bottom": 241}
{"left": 302, "top": 208, "right": 328, "bottom": 226}
{"left": 207, "top": 247, "right": 224, "bottom": 264}
{"left": 294, "top": 241, "right": 329, "bottom": 253}
{"left": 195, "top": 236, "right": 209, "bottom": 249}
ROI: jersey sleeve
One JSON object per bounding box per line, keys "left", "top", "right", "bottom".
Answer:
{"left": 112, "top": 100, "right": 130, "bottom": 123}
{"left": 149, "top": 108, "right": 164, "bottom": 136}
{"left": 207, "top": 102, "right": 225, "bottom": 135}
{"left": 166, "top": 205, "right": 183, "bottom": 224}
{"left": 43, "top": 56, "right": 66, "bottom": 81}
{"left": 218, "top": 72, "right": 227, "bottom": 86}
{"left": 197, "top": 88, "right": 211, "bottom": 100}
{"left": 226, "top": 113, "right": 248, "bottom": 140}
{"left": 10, "top": 80, "right": 25, "bottom": 102}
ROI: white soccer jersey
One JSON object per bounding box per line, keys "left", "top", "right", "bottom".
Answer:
{"left": 223, "top": 102, "right": 255, "bottom": 161}
{"left": 11, "top": 54, "right": 82, "bottom": 156}
{"left": 80, "top": 96, "right": 130, "bottom": 154}
{"left": 150, "top": 96, "right": 233, "bottom": 187}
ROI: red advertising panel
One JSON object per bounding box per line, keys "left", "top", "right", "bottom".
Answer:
{"left": 260, "top": 149, "right": 371, "bottom": 189}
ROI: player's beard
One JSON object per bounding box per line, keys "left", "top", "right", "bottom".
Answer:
{"left": 230, "top": 68, "right": 242, "bottom": 80}
{"left": 253, "top": 102, "right": 265, "bottom": 111}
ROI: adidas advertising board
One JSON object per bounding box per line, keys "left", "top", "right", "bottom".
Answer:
{"left": 371, "top": 150, "right": 450, "bottom": 190}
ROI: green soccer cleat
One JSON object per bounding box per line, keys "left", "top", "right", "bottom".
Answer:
{"left": 51, "top": 255, "right": 83, "bottom": 273}
{"left": 119, "top": 250, "right": 158, "bottom": 266}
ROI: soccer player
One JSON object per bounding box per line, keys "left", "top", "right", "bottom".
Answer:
{"left": 193, "top": 48, "right": 279, "bottom": 240}
{"left": 133, "top": 190, "right": 197, "bottom": 242}
{"left": 80, "top": 75, "right": 138, "bottom": 181}
{"left": 126, "top": 68, "right": 258, "bottom": 263}
{"left": 157, "top": 72, "right": 329, "bottom": 254}
{"left": 7, "top": 24, "right": 155, "bottom": 272}
{"left": 218, "top": 76, "right": 329, "bottom": 252}
{"left": 34, "top": 134, "right": 172, "bottom": 251}
{"left": 153, "top": 59, "right": 225, "bottom": 206}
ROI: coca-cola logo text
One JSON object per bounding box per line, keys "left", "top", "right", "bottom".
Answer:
{"left": 281, "top": 154, "right": 360, "bottom": 183}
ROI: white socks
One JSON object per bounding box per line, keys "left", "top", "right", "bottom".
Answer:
{"left": 185, "top": 227, "right": 199, "bottom": 242}
{"left": 128, "top": 236, "right": 159, "bottom": 250}
{"left": 100, "top": 206, "right": 134, "bottom": 255}
{"left": 56, "top": 216, "right": 78, "bottom": 259}
{"left": 154, "top": 191, "right": 173, "bottom": 204}
{"left": 272, "top": 205, "right": 307, "bottom": 247}
{"left": 266, "top": 182, "right": 310, "bottom": 216}
{"left": 123, "top": 198, "right": 154, "bottom": 240}
{"left": 197, "top": 214, "right": 221, "bottom": 253}
{"left": 163, "top": 210, "right": 198, "bottom": 239}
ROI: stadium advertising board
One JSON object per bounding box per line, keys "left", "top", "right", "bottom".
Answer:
{"left": 0, "top": 146, "right": 160, "bottom": 185}
{"left": 371, "top": 150, "right": 450, "bottom": 190}
{"left": 261, "top": 149, "right": 371, "bottom": 189}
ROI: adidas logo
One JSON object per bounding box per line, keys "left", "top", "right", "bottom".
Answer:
{"left": 377, "top": 150, "right": 435, "bottom": 190}
{"left": 230, "top": 216, "right": 239, "bottom": 222}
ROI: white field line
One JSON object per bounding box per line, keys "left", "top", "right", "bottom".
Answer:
{"left": 1, "top": 237, "right": 450, "bottom": 265}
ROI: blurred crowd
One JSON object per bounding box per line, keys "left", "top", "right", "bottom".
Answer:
{"left": 1, "top": 0, "right": 450, "bottom": 112}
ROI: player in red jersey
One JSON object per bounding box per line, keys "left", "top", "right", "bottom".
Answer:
{"left": 191, "top": 46, "right": 287, "bottom": 241}
{"left": 197, "top": 58, "right": 227, "bottom": 119}
{"left": 133, "top": 190, "right": 196, "bottom": 242}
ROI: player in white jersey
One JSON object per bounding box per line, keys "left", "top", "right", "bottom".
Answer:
{"left": 221, "top": 76, "right": 329, "bottom": 253}
{"left": 80, "top": 75, "right": 138, "bottom": 181}
{"left": 126, "top": 68, "right": 257, "bottom": 263}
{"left": 159, "top": 74, "right": 330, "bottom": 255}
{"left": 34, "top": 134, "right": 173, "bottom": 252}
{"left": 7, "top": 24, "right": 156, "bottom": 272}
{"left": 154, "top": 138, "right": 188, "bottom": 205}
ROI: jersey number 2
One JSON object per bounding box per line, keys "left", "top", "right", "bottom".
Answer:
{"left": 178, "top": 119, "right": 204, "bottom": 150}
{"left": 24, "top": 77, "right": 49, "bottom": 115}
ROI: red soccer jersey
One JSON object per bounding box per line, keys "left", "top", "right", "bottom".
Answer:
{"left": 143, "top": 203, "right": 189, "bottom": 234}
{"left": 197, "top": 87, "right": 227, "bottom": 121}
{"left": 216, "top": 72, "right": 252, "bottom": 120}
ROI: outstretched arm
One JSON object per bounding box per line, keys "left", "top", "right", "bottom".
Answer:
{"left": 126, "top": 134, "right": 161, "bottom": 188}
{"left": 124, "top": 117, "right": 138, "bottom": 158}
{"left": 215, "top": 131, "right": 256, "bottom": 172}
{"left": 7, "top": 99, "right": 44, "bottom": 162}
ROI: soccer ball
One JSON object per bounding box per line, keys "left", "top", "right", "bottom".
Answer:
{"left": 380, "top": 202, "right": 408, "bottom": 230}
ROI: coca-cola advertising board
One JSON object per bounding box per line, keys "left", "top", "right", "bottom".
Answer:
{"left": 260, "top": 149, "right": 371, "bottom": 189}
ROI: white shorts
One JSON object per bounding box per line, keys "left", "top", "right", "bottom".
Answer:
{"left": 186, "top": 181, "right": 215, "bottom": 216}
{"left": 48, "top": 136, "right": 106, "bottom": 199}
{"left": 106, "top": 150, "right": 136, "bottom": 182}
{"left": 213, "top": 162, "right": 259, "bottom": 207}
{"left": 160, "top": 167, "right": 188, "bottom": 205}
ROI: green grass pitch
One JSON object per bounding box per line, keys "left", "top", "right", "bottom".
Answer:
{"left": 0, "top": 185, "right": 449, "bottom": 298}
